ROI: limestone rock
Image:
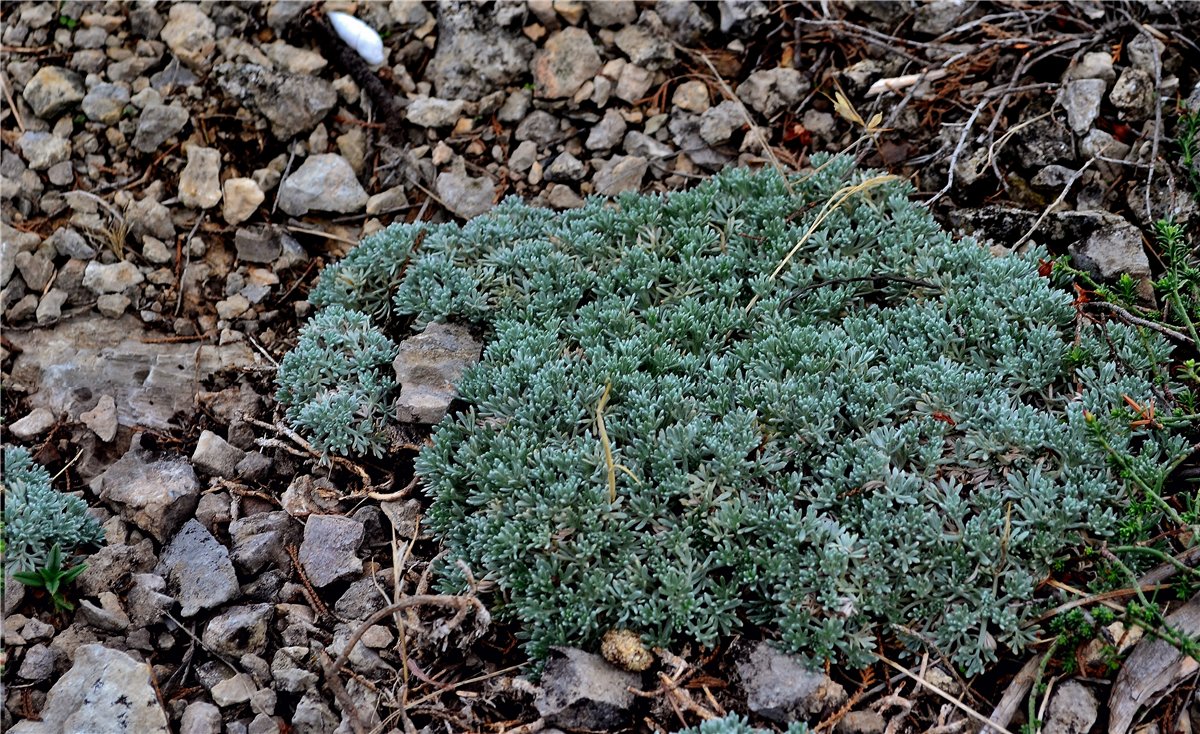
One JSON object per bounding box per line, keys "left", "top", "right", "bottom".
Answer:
{"left": 156, "top": 519, "right": 240, "bottom": 617}
{"left": 179, "top": 146, "right": 222, "bottom": 210}
{"left": 277, "top": 154, "right": 367, "bottom": 216}
{"left": 533, "top": 28, "right": 602, "bottom": 99}
{"left": 21, "top": 66, "right": 85, "bottom": 119}
{"left": 98, "top": 440, "right": 199, "bottom": 542}
{"left": 7, "top": 644, "right": 168, "bottom": 734}
{"left": 393, "top": 322, "right": 483, "bottom": 424}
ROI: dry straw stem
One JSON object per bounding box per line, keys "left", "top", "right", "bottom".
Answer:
{"left": 595, "top": 381, "right": 640, "bottom": 503}
{"left": 877, "top": 654, "right": 1016, "bottom": 734}
{"left": 748, "top": 174, "right": 900, "bottom": 313}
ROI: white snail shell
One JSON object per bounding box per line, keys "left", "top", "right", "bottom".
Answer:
{"left": 327, "top": 11, "right": 385, "bottom": 66}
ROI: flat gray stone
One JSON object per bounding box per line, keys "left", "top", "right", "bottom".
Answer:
{"left": 535, "top": 647, "right": 639, "bottom": 730}
{"left": 99, "top": 441, "right": 199, "bottom": 542}
{"left": 155, "top": 519, "right": 240, "bottom": 617}
{"left": 7, "top": 644, "right": 168, "bottom": 734}
{"left": 393, "top": 322, "right": 483, "bottom": 424}
{"left": 736, "top": 641, "right": 847, "bottom": 723}
{"left": 277, "top": 154, "right": 367, "bottom": 216}
{"left": 298, "top": 514, "right": 364, "bottom": 588}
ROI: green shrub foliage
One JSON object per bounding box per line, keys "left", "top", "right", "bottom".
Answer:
{"left": 275, "top": 305, "right": 399, "bottom": 458}
{"left": 284, "top": 155, "right": 1183, "bottom": 674}
{"left": 2, "top": 446, "right": 105, "bottom": 573}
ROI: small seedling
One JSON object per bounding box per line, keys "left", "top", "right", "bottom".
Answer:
{"left": 11, "top": 544, "right": 88, "bottom": 612}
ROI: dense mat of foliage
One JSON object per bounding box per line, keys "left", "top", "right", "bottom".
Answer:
{"left": 280, "top": 156, "right": 1184, "bottom": 673}
{"left": 2, "top": 446, "right": 104, "bottom": 573}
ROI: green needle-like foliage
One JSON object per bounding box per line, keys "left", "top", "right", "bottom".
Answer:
{"left": 2, "top": 446, "right": 104, "bottom": 575}
{"left": 284, "top": 155, "right": 1185, "bottom": 674}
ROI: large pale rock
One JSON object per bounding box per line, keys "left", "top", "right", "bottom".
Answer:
{"left": 179, "top": 145, "right": 222, "bottom": 209}
{"left": 435, "top": 159, "right": 496, "bottom": 220}
{"left": 277, "top": 154, "right": 367, "bottom": 216}
{"left": 6, "top": 315, "right": 255, "bottom": 430}
{"left": 535, "top": 647, "right": 639, "bottom": 730}
{"left": 160, "top": 3, "right": 216, "bottom": 70}
{"left": 393, "top": 322, "right": 483, "bottom": 424}
{"left": 98, "top": 440, "right": 199, "bottom": 542}
{"left": 533, "top": 27, "right": 602, "bottom": 99}
{"left": 736, "top": 641, "right": 847, "bottom": 723}
{"left": 7, "top": 644, "right": 168, "bottom": 734}
{"left": 156, "top": 519, "right": 240, "bottom": 617}
{"left": 215, "top": 62, "right": 338, "bottom": 141}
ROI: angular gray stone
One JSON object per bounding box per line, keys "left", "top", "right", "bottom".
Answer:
{"left": 699, "top": 100, "right": 744, "bottom": 145}
{"left": 82, "top": 260, "right": 144, "bottom": 294}
{"left": 15, "top": 250, "right": 53, "bottom": 290}
{"left": 17, "top": 643, "right": 59, "bottom": 681}
{"left": 9, "top": 408, "right": 55, "bottom": 439}
{"left": 613, "top": 11, "right": 676, "bottom": 70}
{"left": 1060, "top": 78, "right": 1107, "bottom": 134}
{"left": 191, "top": 430, "right": 246, "bottom": 478}
{"left": 156, "top": 519, "right": 240, "bottom": 617}
{"left": 179, "top": 145, "right": 222, "bottom": 210}
{"left": 202, "top": 604, "right": 273, "bottom": 657}
{"left": 535, "top": 647, "right": 639, "bottom": 730}
{"left": 210, "top": 673, "right": 256, "bottom": 708}
{"left": 545, "top": 152, "right": 587, "bottom": 182}
{"left": 180, "top": 701, "right": 222, "bottom": 734}
{"left": 160, "top": 3, "right": 215, "bottom": 70}
{"left": 99, "top": 442, "right": 199, "bottom": 542}
{"left": 737, "top": 67, "right": 809, "bottom": 117}
{"left": 616, "top": 64, "right": 655, "bottom": 104}
{"left": 81, "top": 83, "right": 131, "bottom": 125}
{"left": 1044, "top": 680, "right": 1099, "bottom": 734}
{"left": 234, "top": 226, "right": 283, "bottom": 263}
{"left": 428, "top": 3, "right": 536, "bottom": 101}
{"left": 131, "top": 104, "right": 189, "bottom": 152}
{"left": 80, "top": 394, "right": 118, "bottom": 442}
{"left": 1069, "top": 216, "right": 1152, "bottom": 280}
{"left": 215, "top": 62, "right": 338, "bottom": 141}
{"left": 588, "top": 0, "right": 636, "bottom": 26}
{"left": 21, "top": 66, "right": 85, "bottom": 119}
{"left": 533, "top": 27, "right": 603, "bottom": 99}
{"left": 298, "top": 514, "right": 364, "bottom": 588}
{"left": 47, "top": 227, "right": 96, "bottom": 259}
{"left": 76, "top": 541, "right": 157, "bottom": 599}
{"left": 587, "top": 108, "right": 627, "bottom": 151}
{"left": 231, "top": 511, "right": 300, "bottom": 575}
{"left": 594, "top": 155, "right": 648, "bottom": 196}
{"left": 7, "top": 644, "right": 168, "bottom": 734}
{"left": 17, "top": 131, "right": 71, "bottom": 171}
{"left": 35, "top": 289, "right": 67, "bottom": 325}
{"left": 125, "top": 573, "right": 174, "bottom": 627}
{"left": 278, "top": 154, "right": 367, "bottom": 216}
{"left": 736, "top": 641, "right": 847, "bottom": 723}
{"left": 406, "top": 97, "right": 466, "bottom": 127}
{"left": 656, "top": 0, "right": 715, "bottom": 43}
{"left": 393, "top": 322, "right": 484, "bottom": 424}
{"left": 435, "top": 159, "right": 496, "bottom": 220}
{"left": 516, "top": 110, "right": 562, "bottom": 146}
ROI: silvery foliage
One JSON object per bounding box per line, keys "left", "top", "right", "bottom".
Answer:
{"left": 2, "top": 446, "right": 105, "bottom": 573}
{"left": 275, "top": 305, "right": 399, "bottom": 458}
{"left": 285, "top": 155, "right": 1183, "bottom": 674}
